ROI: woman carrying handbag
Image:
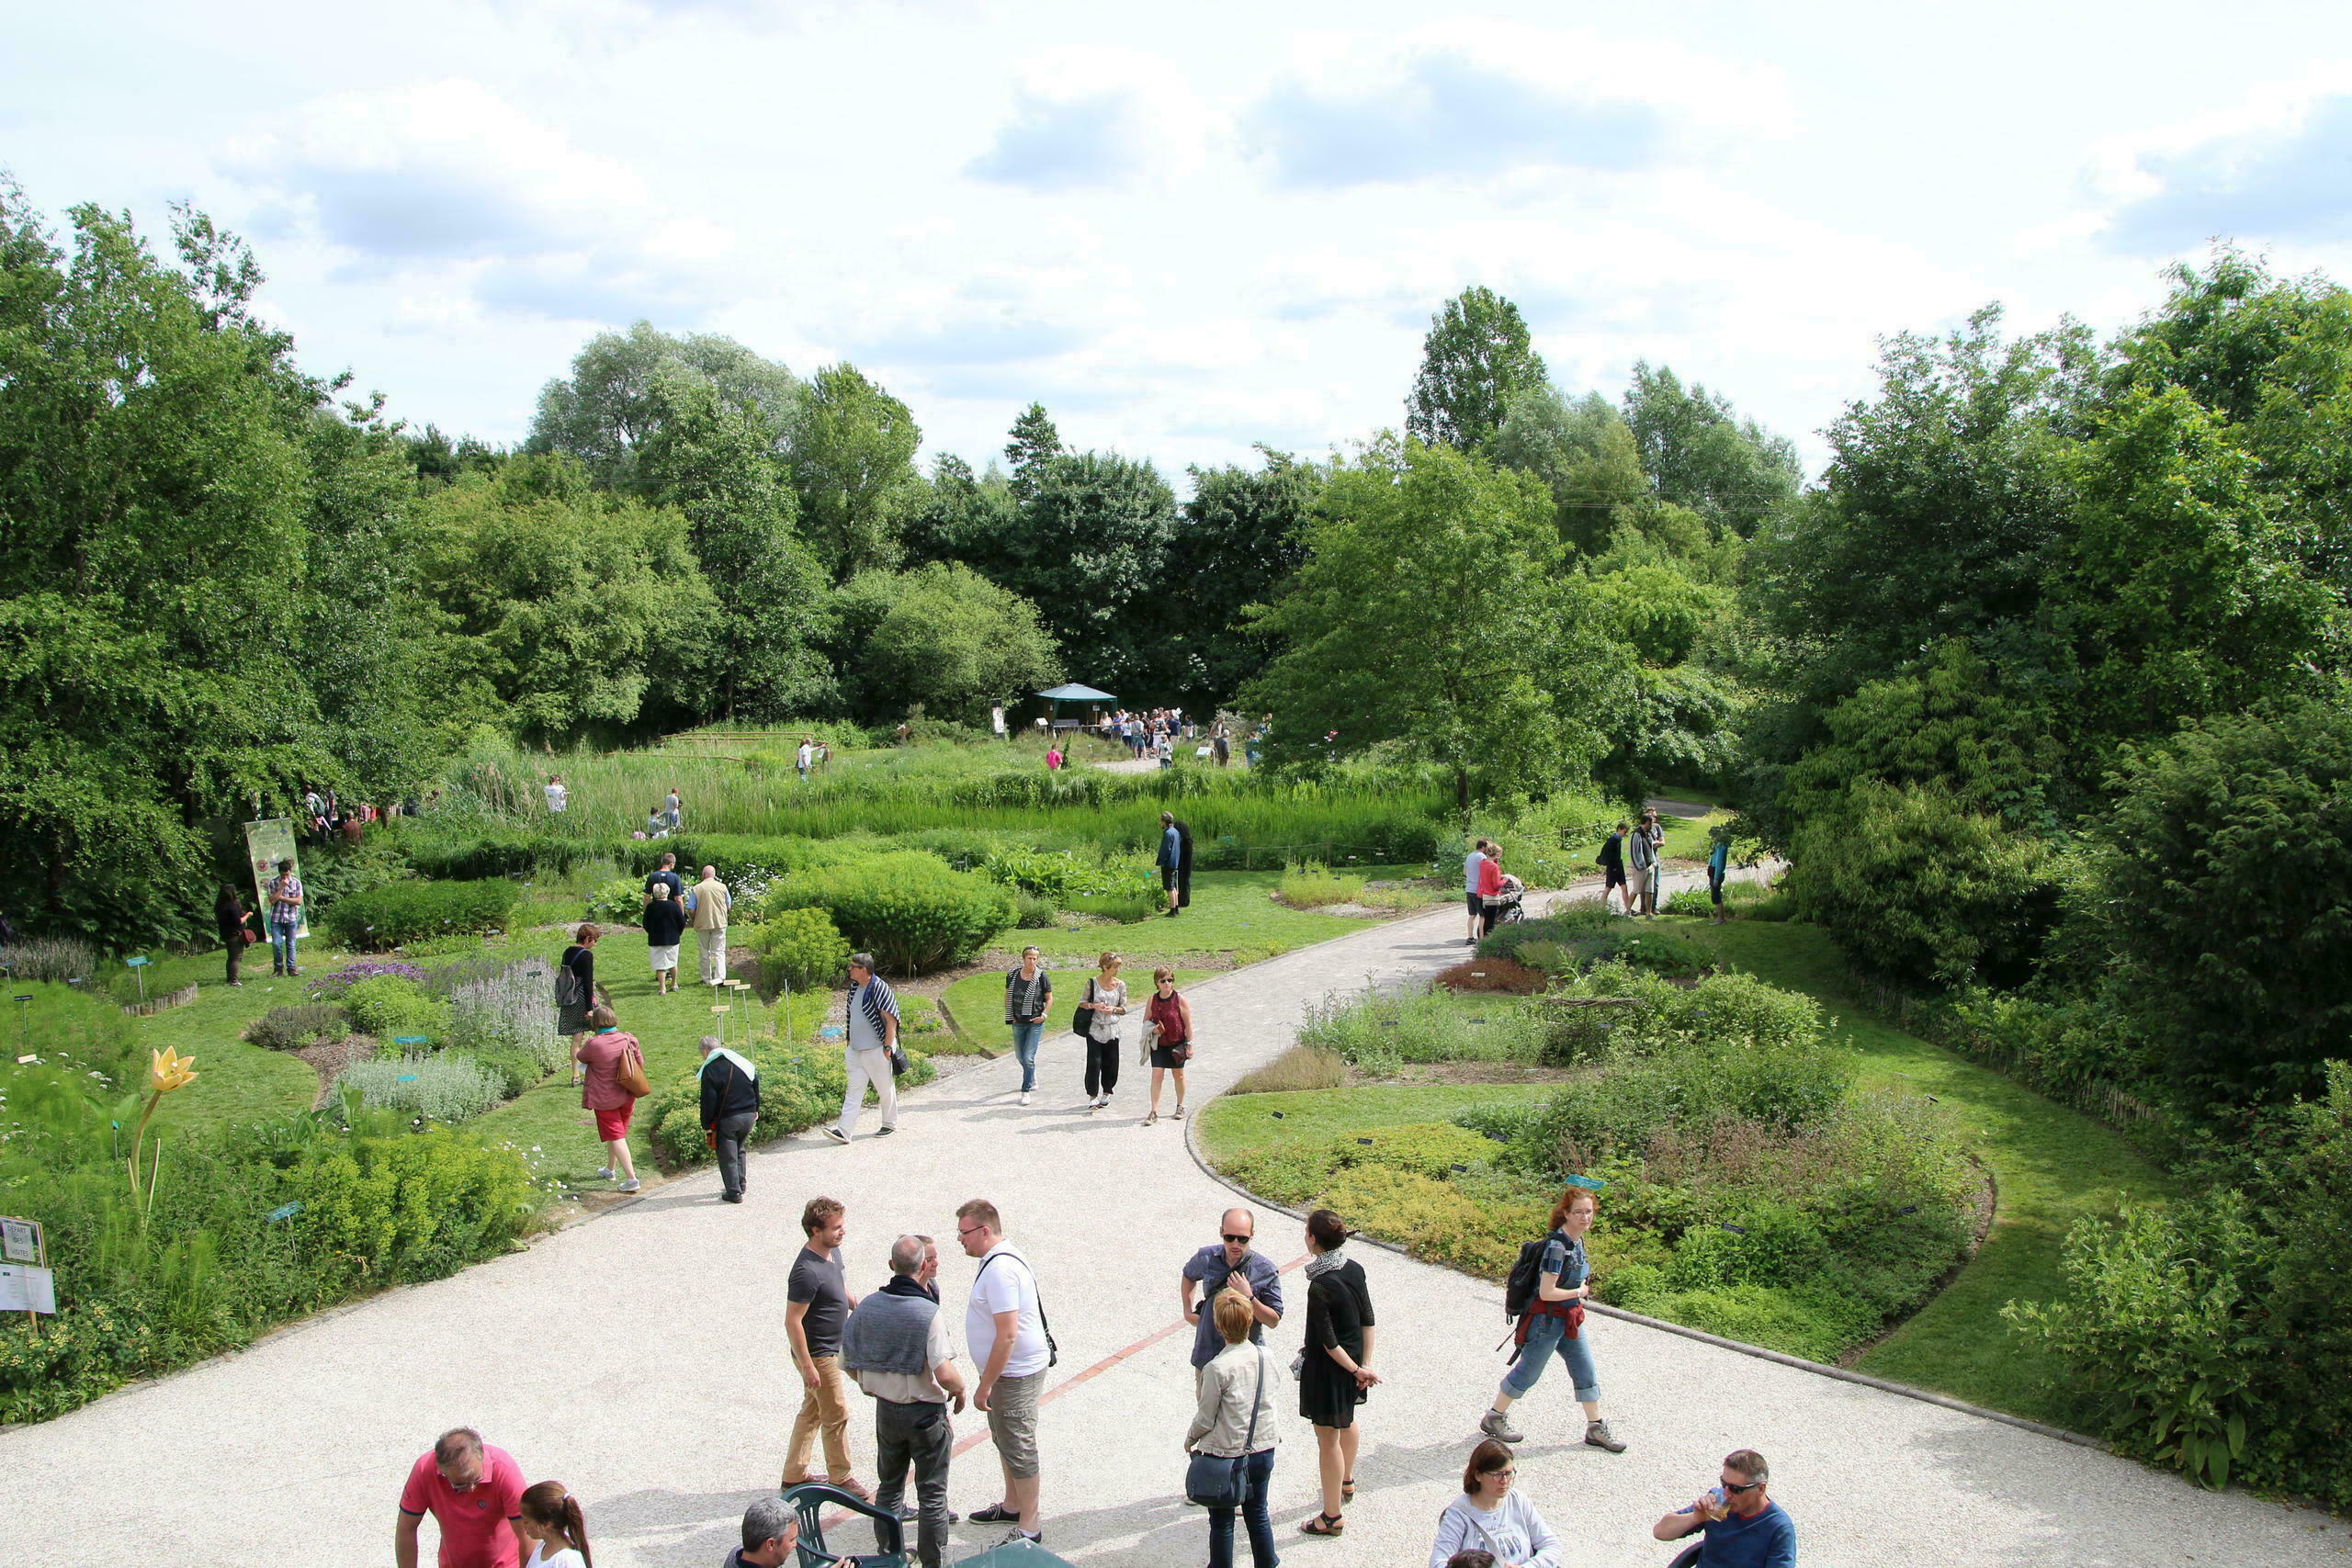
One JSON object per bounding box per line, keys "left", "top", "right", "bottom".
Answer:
{"left": 576, "top": 1003, "right": 649, "bottom": 1192}
{"left": 1075, "top": 951, "right": 1128, "bottom": 1111}
{"left": 1142, "top": 965, "right": 1193, "bottom": 1125}
{"left": 1186, "top": 1289, "right": 1281, "bottom": 1568}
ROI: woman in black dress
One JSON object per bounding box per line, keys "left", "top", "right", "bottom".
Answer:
{"left": 1296, "top": 1208, "right": 1378, "bottom": 1538}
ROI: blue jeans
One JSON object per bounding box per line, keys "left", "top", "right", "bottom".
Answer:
{"left": 1502, "top": 1310, "right": 1600, "bottom": 1404}
{"left": 1207, "top": 1447, "right": 1276, "bottom": 1568}
{"left": 269, "top": 922, "right": 299, "bottom": 973}
{"left": 1008, "top": 1022, "right": 1043, "bottom": 1092}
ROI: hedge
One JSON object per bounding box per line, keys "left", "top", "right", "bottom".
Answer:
{"left": 324, "top": 878, "right": 522, "bottom": 950}
{"left": 761, "top": 852, "right": 1015, "bottom": 975}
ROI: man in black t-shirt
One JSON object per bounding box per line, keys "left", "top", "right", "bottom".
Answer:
{"left": 784, "top": 1197, "right": 867, "bottom": 1500}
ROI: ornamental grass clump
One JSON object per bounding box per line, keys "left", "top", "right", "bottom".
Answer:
{"left": 333, "top": 1052, "right": 504, "bottom": 1123}
{"left": 1, "top": 936, "right": 97, "bottom": 983}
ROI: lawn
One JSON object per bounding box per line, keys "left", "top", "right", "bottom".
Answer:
{"left": 1197, "top": 1083, "right": 1557, "bottom": 1163}
{"left": 936, "top": 966, "right": 1214, "bottom": 1055}
{"left": 1680, "top": 918, "right": 2172, "bottom": 1427}
{"left": 999, "top": 867, "right": 1438, "bottom": 970}
{"left": 107, "top": 944, "right": 352, "bottom": 1134}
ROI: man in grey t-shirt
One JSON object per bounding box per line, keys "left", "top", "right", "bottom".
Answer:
{"left": 783, "top": 1197, "right": 866, "bottom": 1499}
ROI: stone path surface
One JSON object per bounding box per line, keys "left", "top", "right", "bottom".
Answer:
{"left": 8, "top": 881, "right": 2347, "bottom": 1566}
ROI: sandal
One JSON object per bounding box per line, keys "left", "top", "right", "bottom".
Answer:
{"left": 1301, "top": 1512, "right": 1344, "bottom": 1536}
{"left": 1341, "top": 1479, "right": 1355, "bottom": 1502}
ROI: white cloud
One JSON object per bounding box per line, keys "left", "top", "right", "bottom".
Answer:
{"left": 965, "top": 47, "right": 1218, "bottom": 190}
{"left": 1242, "top": 24, "right": 1792, "bottom": 187}
{"left": 2082, "top": 71, "right": 2352, "bottom": 254}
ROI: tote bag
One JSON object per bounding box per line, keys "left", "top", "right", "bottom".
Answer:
{"left": 1184, "top": 1349, "right": 1267, "bottom": 1508}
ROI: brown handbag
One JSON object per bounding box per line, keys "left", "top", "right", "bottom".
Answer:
{"left": 615, "top": 1043, "right": 652, "bottom": 1099}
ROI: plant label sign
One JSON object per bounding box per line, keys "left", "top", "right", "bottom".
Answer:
{"left": 390, "top": 1035, "right": 429, "bottom": 1047}
{"left": 0, "top": 1216, "right": 40, "bottom": 1264}
{"left": 0, "top": 1263, "right": 56, "bottom": 1314}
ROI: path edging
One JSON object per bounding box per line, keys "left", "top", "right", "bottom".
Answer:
{"left": 1182, "top": 1080, "right": 2109, "bottom": 1457}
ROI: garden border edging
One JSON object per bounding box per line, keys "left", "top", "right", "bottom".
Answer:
{"left": 1182, "top": 1093, "right": 2108, "bottom": 1455}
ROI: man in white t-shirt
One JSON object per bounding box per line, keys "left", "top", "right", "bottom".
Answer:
{"left": 545, "top": 774, "right": 568, "bottom": 814}
{"left": 796, "top": 739, "right": 814, "bottom": 781}
{"left": 956, "top": 1198, "right": 1049, "bottom": 1551}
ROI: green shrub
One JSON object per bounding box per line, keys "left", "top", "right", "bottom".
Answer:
{"left": 341, "top": 976, "right": 447, "bottom": 1042}
{"left": 333, "top": 1052, "right": 503, "bottom": 1122}
{"left": 583, "top": 876, "right": 644, "bottom": 924}
{"left": 461, "top": 1046, "right": 548, "bottom": 1100}
{"left": 981, "top": 844, "right": 1159, "bottom": 907}
{"left": 639, "top": 1041, "right": 941, "bottom": 1169}
{"left": 246, "top": 1003, "right": 350, "bottom": 1052}
{"left": 325, "top": 878, "right": 522, "bottom": 951}
{"left": 1, "top": 935, "right": 97, "bottom": 983}
{"left": 1478, "top": 906, "right": 1711, "bottom": 978}
{"left": 1012, "top": 891, "right": 1057, "bottom": 928}
{"left": 1297, "top": 986, "right": 1549, "bottom": 1076}
{"left": 2064, "top": 700, "right": 2352, "bottom": 1106}
{"left": 443, "top": 959, "right": 564, "bottom": 1074}
{"left": 1787, "top": 781, "right": 2058, "bottom": 987}
{"left": 763, "top": 852, "right": 1014, "bottom": 974}
{"left": 1281, "top": 861, "right": 1366, "bottom": 908}
{"left": 1326, "top": 1121, "right": 1499, "bottom": 1181}
{"left": 744, "top": 908, "right": 853, "bottom": 992}
{"left": 282, "top": 1129, "right": 537, "bottom": 1282}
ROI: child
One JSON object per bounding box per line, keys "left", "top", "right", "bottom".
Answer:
{"left": 519, "top": 1479, "right": 592, "bottom": 1568}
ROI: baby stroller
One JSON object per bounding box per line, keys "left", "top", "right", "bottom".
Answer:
{"left": 1481, "top": 874, "right": 1527, "bottom": 931}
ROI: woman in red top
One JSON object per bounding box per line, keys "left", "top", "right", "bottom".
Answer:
{"left": 1476, "top": 845, "right": 1506, "bottom": 936}
{"left": 1143, "top": 965, "right": 1193, "bottom": 1126}
{"left": 574, "top": 1003, "right": 645, "bottom": 1193}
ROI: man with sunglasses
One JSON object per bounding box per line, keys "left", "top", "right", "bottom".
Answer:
{"left": 1652, "top": 1449, "right": 1794, "bottom": 1567}
{"left": 1180, "top": 1207, "right": 1283, "bottom": 1375}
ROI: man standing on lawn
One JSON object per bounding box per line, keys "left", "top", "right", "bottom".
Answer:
{"left": 394, "top": 1427, "right": 526, "bottom": 1568}
{"left": 1158, "top": 810, "right": 1193, "bottom": 917}
{"left": 689, "top": 863, "right": 731, "bottom": 985}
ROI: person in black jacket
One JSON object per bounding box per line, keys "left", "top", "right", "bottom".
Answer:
{"left": 698, "top": 1033, "right": 761, "bottom": 1203}
{"left": 643, "top": 883, "right": 688, "bottom": 996}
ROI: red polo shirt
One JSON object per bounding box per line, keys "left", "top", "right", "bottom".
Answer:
{"left": 398, "top": 1444, "right": 525, "bottom": 1568}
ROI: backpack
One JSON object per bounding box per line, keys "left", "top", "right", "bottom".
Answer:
{"left": 555, "top": 950, "right": 589, "bottom": 1010}
{"left": 1503, "top": 1231, "right": 1563, "bottom": 1320}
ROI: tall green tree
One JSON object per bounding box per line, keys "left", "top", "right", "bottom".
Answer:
{"left": 413, "top": 457, "right": 720, "bottom": 738}
{"left": 1621, "top": 362, "right": 1804, "bottom": 536}
{"left": 634, "top": 379, "right": 830, "bottom": 720}
{"left": 835, "top": 563, "right": 1060, "bottom": 723}
{"left": 789, "top": 363, "right": 922, "bottom": 581}
{"left": 978, "top": 451, "right": 1177, "bottom": 694}
{"left": 1242, "top": 437, "right": 1628, "bottom": 806}
{"left": 900, "top": 453, "right": 1019, "bottom": 568}
{"left": 1159, "top": 448, "right": 1320, "bottom": 705}
{"left": 1406, "top": 286, "right": 1548, "bottom": 453}
{"left": 526, "top": 321, "right": 798, "bottom": 488}
{"left": 1492, "top": 384, "right": 1650, "bottom": 552}
{"left": 1004, "top": 402, "right": 1063, "bottom": 501}
{"left": 0, "top": 194, "right": 442, "bottom": 941}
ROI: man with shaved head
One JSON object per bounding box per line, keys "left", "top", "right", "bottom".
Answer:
{"left": 1180, "top": 1206, "right": 1283, "bottom": 1375}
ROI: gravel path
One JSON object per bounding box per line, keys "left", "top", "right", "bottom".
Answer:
{"left": 6, "top": 875, "right": 2345, "bottom": 1566}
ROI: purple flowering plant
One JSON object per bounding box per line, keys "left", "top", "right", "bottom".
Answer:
{"left": 306, "top": 959, "right": 427, "bottom": 1000}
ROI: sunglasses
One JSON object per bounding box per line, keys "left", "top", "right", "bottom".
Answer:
{"left": 1221, "top": 1234, "right": 1251, "bottom": 1245}
{"left": 1724, "top": 1480, "right": 1763, "bottom": 1495}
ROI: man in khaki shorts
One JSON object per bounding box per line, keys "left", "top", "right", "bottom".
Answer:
{"left": 689, "top": 863, "right": 731, "bottom": 986}
{"left": 956, "top": 1198, "right": 1051, "bottom": 1551}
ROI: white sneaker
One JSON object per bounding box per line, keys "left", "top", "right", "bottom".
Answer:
{"left": 1019, "top": 1091, "right": 1031, "bottom": 1106}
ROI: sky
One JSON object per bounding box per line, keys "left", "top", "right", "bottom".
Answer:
{"left": 9, "top": 0, "right": 2352, "bottom": 480}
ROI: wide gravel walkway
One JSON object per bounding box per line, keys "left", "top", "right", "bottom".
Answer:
{"left": 7, "top": 880, "right": 2346, "bottom": 1566}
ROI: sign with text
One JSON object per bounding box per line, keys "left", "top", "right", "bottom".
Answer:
{"left": 0, "top": 1263, "right": 56, "bottom": 1314}
{"left": 243, "top": 819, "right": 308, "bottom": 939}
{"left": 0, "top": 1217, "right": 40, "bottom": 1264}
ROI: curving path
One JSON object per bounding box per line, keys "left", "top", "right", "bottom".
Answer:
{"left": 6, "top": 883, "right": 2346, "bottom": 1566}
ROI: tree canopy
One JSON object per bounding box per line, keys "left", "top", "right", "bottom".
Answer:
{"left": 1406, "top": 287, "right": 1548, "bottom": 453}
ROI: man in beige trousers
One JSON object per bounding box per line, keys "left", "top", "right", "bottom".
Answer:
{"left": 690, "top": 863, "right": 731, "bottom": 987}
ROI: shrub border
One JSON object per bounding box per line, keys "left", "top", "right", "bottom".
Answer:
{"left": 1182, "top": 1068, "right": 2105, "bottom": 1454}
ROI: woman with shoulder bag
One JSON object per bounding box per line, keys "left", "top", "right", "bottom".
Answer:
{"left": 558, "top": 924, "right": 605, "bottom": 1086}
{"left": 1076, "top": 951, "right": 1127, "bottom": 1112}
{"left": 1142, "top": 965, "right": 1193, "bottom": 1126}
{"left": 575, "top": 1002, "right": 649, "bottom": 1192}
{"left": 1186, "top": 1289, "right": 1281, "bottom": 1568}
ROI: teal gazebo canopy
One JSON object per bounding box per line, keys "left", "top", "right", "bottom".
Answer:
{"left": 1036, "top": 682, "right": 1116, "bottom": 730}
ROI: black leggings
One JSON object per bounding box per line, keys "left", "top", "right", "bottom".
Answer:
{"left": 1085, "top": 1035, "right": 1121, "bottom": 1097}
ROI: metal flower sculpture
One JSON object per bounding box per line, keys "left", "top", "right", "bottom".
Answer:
{"left": 128, "top": 1046, "right": 198, "bottom": 1208}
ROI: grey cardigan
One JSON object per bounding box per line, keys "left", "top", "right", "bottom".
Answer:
{"left": 1186, "top": 1341, "right": 1281, "bottom": 1458}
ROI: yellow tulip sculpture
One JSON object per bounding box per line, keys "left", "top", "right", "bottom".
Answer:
{"left": 128, "top": 1046, "right": 198, "bottom": 1209}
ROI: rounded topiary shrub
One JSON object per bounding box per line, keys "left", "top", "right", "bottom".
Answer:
{"left": 762, "top": 852, "right": 1015, "bottom": 975}
{"left": 745, "top": 908, "right": 853, "bottom": 993}
{"left": 342, "top": 976, "right": 447, "bottom": 1041}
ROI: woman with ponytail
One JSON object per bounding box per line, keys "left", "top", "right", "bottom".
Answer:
{"left": 517, "top": 1480, "right": 592, "bottom": 1568}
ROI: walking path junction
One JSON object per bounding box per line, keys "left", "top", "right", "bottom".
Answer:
{"left": 6, "top": 874, "right": 2344, "bottom": 1566}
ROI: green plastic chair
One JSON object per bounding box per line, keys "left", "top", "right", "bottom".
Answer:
{"left": 781, "top": 1482, "right": 904, "bottom": 1568}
